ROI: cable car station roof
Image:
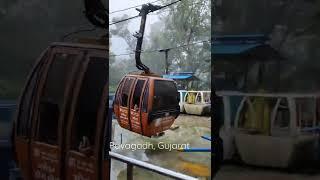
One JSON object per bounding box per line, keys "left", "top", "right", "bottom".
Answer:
{"left": 163, "top": 72, "right": 198, "bottom": 80}
{"left": 212, "top": 34, "right": 284, "bottom": 60}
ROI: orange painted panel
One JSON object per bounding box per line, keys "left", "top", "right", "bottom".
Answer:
{"left": 66, "top": 151, "right": 97, "bottom": 180}
{"left": 141, "top": 112, "right": 151, "bottom": 136}
{"left": 31, "top": 142, "right": 60, "bottom": 180}
{"left": 130, "top": 109, "right": 142, "bottom": 133}
{"left": 118, "top": 106, "right": 130, "bottom": 129}
{"left": 15, "top": 137, "right": 31, "bottom": 180}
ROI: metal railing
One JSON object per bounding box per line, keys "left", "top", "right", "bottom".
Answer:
{"left": 109, "top": 151, "right": 198, "bottom": 180}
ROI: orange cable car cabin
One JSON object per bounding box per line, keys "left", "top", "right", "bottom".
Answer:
{"left": 113, "top": 73, "right": 180, "bottom": 137}
{"left": 12, "top": 42, "right": 111, "bottom": 180}
{"left": 111, "top": 2, "right": 180, "bottom": 137}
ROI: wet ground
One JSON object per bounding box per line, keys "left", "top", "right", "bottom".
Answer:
{"left": 215, "top": 164, "right": 320, "bottom": 180}
{"left": 110, "top": 114, "right": 211, "bottom": 180}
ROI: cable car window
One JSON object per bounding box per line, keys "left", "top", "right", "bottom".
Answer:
{"left": 114, "top": 78, "right": 125, "bottom": 105}
{"left": 296, "top": 98, "right": 315, "bottom": 128}
{"left": 238, "top": 97, "right": 270, "bottom": 131}
{"left": 204, "top": 92, "right": 211, "bottom": 103}
{"left": 37, "top": 53, "right": 77, "bottom": 145}
{"left": 71, "top": 57, "right": 108, "bottom": 151}
{"left": 17, "top": 59, "right": 45, "bottom": 137}
{"left": 121, "top": 78, "right": 134, "bottom": 107}
{"left": 238, "top": 98, "right": 251, "bottom": 129}
{"left": 186, "top": 92, "right": 196, "bottom": 104}
{"left": 153, "top": 80, "right": 178, "bottom": 111}
{"left": 132, "top": 80, "right": 145, "bottom": 109}
{"left": 196, "top": 93, "right": 202, "bottom": 103}
{"left": 142, "top": 83, "right": 149, "bottom": 112}
{"left": 274, "top": 98, "right": 290, "bottom": 129}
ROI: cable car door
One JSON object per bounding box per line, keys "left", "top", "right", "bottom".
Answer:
{"left": 118, "top": 77, "right": 136, "bottom": 130}
{"left": 129, "top": 78, "right": 148, "bottom": 134}
{"left": 14, "top": 49, "right": 49, "bottom": 179}
{"left": 30, "top": 48, "right": 83, "bottom": 179}
{"left": 65, "top": 51, "right": 108, "bottom": 180}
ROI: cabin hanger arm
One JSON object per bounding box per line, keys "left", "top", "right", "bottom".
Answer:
{"left": 134, "top": 3, "right": 162, "bottom": 74}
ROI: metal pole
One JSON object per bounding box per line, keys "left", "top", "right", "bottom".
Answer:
{"left": 127, "top": 163, "right": 133, "bottom": 180}
{"left": 159, "top": 49, "right": 170, "bottom": 74}
{"left": 134, "top": 5, "right": 148, "bottom": 72}
{"left": 134, "top": 3, "right": 161, "bottom": 73}
{"left": 165, "top": 50, "right": 169, "bottom": 74}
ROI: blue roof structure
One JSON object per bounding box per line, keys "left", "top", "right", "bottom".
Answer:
{"left": 212, "top": 34, "right": 272, "bottom": 56}
{"left": 213, "top": 34, "right": 268, "bottom": 42}
{"left": 213, "top": 44, "right": 261, "bottom": 55}
{"left": 163, "top": 74, "right": 193, "bottom": 79}
{"left": 162, "top": 72, "right": 196, "bottom": 80}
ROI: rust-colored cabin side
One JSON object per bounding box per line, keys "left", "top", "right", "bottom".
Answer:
{"left": 13, "top": 42, "right": 110, "bottom": 180}
{"left": 113, "top": 74, "right": 180, "bottom": 137}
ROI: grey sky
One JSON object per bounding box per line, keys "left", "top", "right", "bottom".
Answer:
{"left": 109, "top": 0, "right": 161, "bottom": 57}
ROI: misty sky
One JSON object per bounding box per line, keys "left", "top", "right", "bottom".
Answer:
{"left": 109, "top": 0, "right": 161, "bottom": 56}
